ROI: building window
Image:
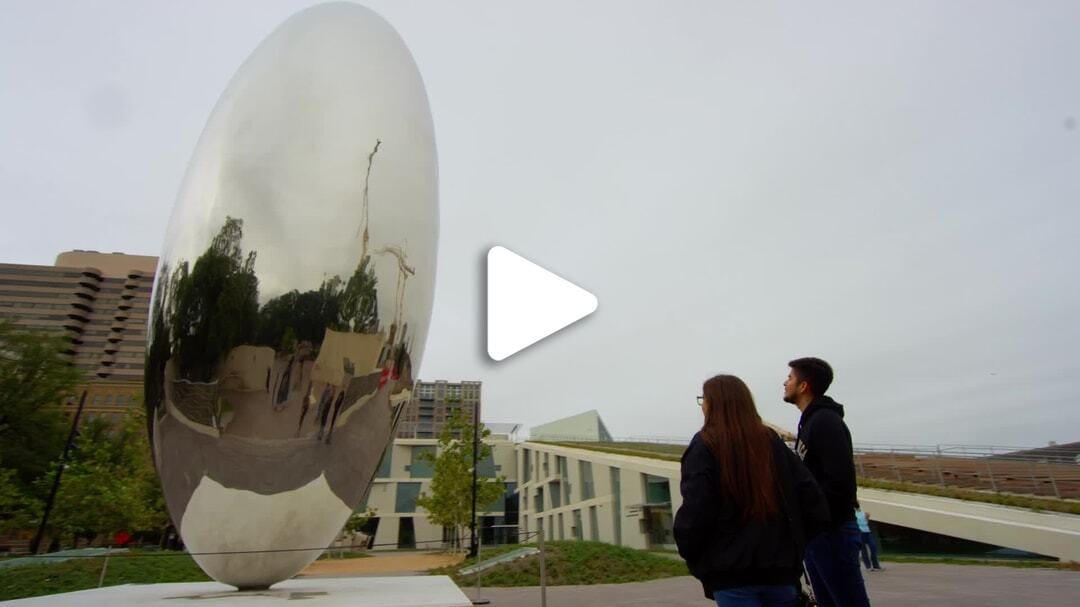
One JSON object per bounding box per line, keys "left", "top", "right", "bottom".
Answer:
{"left": 579, "top": 460, "right": 594, "bottom": 500}
{"left": 550, "top": 481, "right": 561, "bottom": 509}
{"left": 589, "top": 506, "right": 599, "bottom": 541}
{"left": 643, "top": 474, "right": 671, "bottom": 504}
{"left": 534, "top": 487, "right": 544, "bottom": 513}
{"left": 572, "top": 509, "right": 583, "bottom": 541}
{"left": 556, "top": 456, "right": 570, "bottom": 498}
{"left": 376, "top": 445, "right": 393, "bottom": 478}
{"left": 477, "top": 453, "right": 497, "bottom": 477}
{"left": 395, "top": 482, "right": 422, "bottom": 513}
{"left": 409, "top": 446, "right": 435, "bottom": 478}
{"left": 522, "top": 448, "right": 531, "bottom": 480}
{"left": 610, "top": 467, "right": 622, "bottom": 545}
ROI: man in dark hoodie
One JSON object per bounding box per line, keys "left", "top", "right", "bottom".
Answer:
{"left": 784, "top": 357, "right": 871, "bottom": 607}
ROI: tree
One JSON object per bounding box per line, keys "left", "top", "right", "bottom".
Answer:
{"left": 0, "top": 320, "right": 82, "bottom": 490}
{"left": 415, "top": 410, "right": 505, "bottom": 552}
{"left": 0, "top": 465, "right": 41, "bottom": 535}
{"left": 44, "top": 405, "right": 169, "bottom": 546}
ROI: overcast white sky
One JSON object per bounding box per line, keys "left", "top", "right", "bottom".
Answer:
{"left": 2, "top": 1, "right": 1078, "bottom": 447}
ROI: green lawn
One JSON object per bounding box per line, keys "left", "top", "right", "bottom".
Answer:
{"left": 0, "top": 551, "right": 210, "bottom": 601}
{"left": 881, "top": 555, "right": 1080, "bottom": 571}
{"left": 429, "top": 540, "right": 689, "bottom": 587}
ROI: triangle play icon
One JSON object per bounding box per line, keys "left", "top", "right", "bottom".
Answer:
{"left": 487, "top": 246, "right": 598, "bottom": 361}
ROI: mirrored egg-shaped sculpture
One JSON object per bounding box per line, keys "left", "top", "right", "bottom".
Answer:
{"left": 145, "top": 3, "right": 437, "bottom": 589}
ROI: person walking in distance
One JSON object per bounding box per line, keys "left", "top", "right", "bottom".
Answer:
{"left": 675, "top": 374, "right": 830, "bottom": 607}
{"left": 784, "top": 357, "right": 871, "bottom": 607}
{"left": 854, "top": 503, "right": 883, "bottom": 571}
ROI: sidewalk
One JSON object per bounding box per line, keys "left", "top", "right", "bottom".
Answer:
{"left": 462, "top": 563, "right": 1080, "bottom": 607}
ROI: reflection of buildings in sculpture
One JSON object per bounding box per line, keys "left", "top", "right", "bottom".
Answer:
{"left": 0, "top": 250, "right": 156, "bottom": 424}
{"left": 162, "top": 328, "right": 401, "bottom": 442}
{"left": 396, "top": 380, "right": 482, "bottom": 439}
{"left": 313, "top": 328, "right": 383, "bottom": 387}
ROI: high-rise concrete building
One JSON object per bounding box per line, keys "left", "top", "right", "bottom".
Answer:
{"left": 0, "top": 250, "right": 157, "bottom": 423}
{"left": 396, "top": 380, "right": 481, "bottom": 438}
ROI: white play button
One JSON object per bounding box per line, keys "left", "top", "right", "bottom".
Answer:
{"left": 487, "top": 246, "right": 598, "bottom": 361}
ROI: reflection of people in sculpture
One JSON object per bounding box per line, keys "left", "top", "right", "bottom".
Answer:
{"left": 324, "top": 392, "right": 345, "bottom": 445}
{"left": 274, "top": 356, "right": 295, "bottom": 409}
{"left": 315, "top": 385, "right": 334, "bottom": 440}
{"left": 325, "top": 358, "right": 355, "bottom": 444}
{"left": 295, "top": 380, "right": 314, "bottom": 437}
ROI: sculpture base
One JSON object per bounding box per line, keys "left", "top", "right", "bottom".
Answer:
{"left": 4, "top": 576, "right": 472, "bottom": 606}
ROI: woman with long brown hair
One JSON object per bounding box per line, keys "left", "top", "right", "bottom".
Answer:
{"left": 674, "top": 375, "right": 829, "bottom": 607}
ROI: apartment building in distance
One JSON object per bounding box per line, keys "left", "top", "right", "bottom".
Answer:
{"left": 0, "top": 250, "right": 157, "bottom": 422}
{"left": 396, "top": 380, "right": 482, "bottom": 438}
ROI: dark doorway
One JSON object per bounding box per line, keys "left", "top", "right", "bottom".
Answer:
{"left": 397, "top": 517, "right": 415, "bottom": 549}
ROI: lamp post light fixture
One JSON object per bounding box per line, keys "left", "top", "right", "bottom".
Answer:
{"left": 469, "top": 399, "right": 481, "bottom": 559}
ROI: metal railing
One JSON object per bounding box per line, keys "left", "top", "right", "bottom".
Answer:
{"left": 527, "top": 436, "right": 1079, "bottom": 500}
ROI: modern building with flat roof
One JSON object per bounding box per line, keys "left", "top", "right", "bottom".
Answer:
{"left": 359, "top": 435, "right": 518, "bottom": 550}
{"left": 0, "top": 250, "right": 156, "bottom": 423}
{"left": 351, "top": 409, "right": 685, "bottom": 553}
{"left": 529, "top": 409, "right": 613, "bottom": 442}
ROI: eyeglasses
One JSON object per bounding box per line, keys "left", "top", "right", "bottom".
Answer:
{"left": 696, "top": 396, "right": 704, "bottom": 407}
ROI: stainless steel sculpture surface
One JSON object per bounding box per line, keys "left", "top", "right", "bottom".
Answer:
{"left": 145, "top": 3, "right": 437, "bottom": 589}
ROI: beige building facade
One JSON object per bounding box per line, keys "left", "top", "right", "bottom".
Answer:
{"left": 516, "top": 441, "right": 680, "bottom": 551}
{"left": 359, "top": 435, "right": 518, "bottom": 550}
{"left": 0, "top": 250, "right": 157, "bottom": 423}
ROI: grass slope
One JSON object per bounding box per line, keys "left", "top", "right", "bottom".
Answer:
{"left": 0, "top": 551, "right": 210, "bottom": 601}
{"left": 429, "top": 541, "right": 689, "bottom": 587}
{"left": 882, "top": 555, "right": 1080, "bottom": 571}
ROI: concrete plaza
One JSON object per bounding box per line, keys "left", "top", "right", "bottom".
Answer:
{"left": 466, "top": 563, "right": 1080, "bottom": 607}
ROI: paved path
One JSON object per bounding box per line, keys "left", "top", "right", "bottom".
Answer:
{"left": 462, "top": 564, "right": 1080, "bottom": 607}
{"left": 300, "top": 552, "right": 464, "bottom": 577}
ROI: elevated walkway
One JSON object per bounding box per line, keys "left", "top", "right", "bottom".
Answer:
{"left": 861, "top": 487, "right": 1080, "bottom": 561}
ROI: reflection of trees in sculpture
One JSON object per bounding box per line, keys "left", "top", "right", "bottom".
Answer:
{"left": 152, "top": 215, "right": 385, "bottom": 387}
{"left": 149, "top": 136, "right": 418, "bottom": 392}
{"left": 169, "top": 217, "right": 259, "bottom": 382}
{"left": 144, "top": 262, "right": 173, "bottom": 428}
{"left": 255, "top": 256, "right": 379, "bottom": 349}
{"left": 339, "top": 255, "right": 379, "bottom": 333}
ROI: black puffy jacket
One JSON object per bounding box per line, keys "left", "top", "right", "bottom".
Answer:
{"left": 674, "top": 431, "right": 830, "bottom": 598}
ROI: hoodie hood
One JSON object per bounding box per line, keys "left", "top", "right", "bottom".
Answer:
{"left": 798, "top": 395, "right": 845, "bottom": 434}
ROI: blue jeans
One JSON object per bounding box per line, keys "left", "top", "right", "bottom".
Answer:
{"left": 713, "top": 585, "right": 797, "bottom": 607}
{"left": 804, "top": 521, "right": 871, "bottom": 607}
{"left": 860, "top": 531, "right": 881, "bottom": 570}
